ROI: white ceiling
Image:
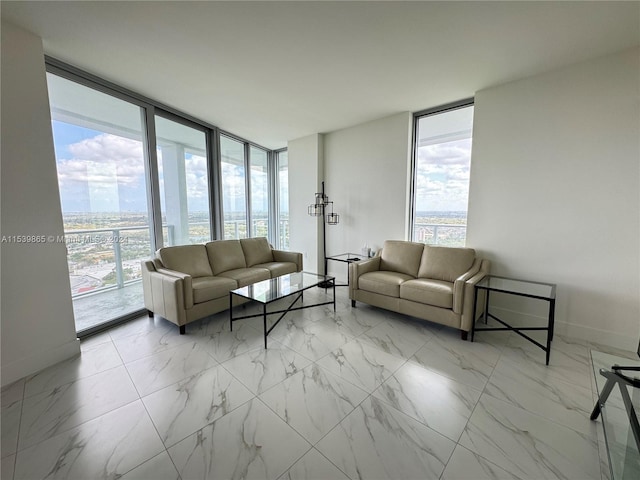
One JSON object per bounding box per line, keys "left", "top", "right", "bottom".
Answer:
{"left": 3, "top": 1, "right": 639, "bottom": 149}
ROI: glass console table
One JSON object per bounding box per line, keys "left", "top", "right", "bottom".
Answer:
{"left": 472, "top": 275, "right": 556, "bottom": 364}
{"left": 591, "top": 350, "right": 640, "bottom": 479}
{"left": 325, "top": 253, "right": 367, "bottom": 286}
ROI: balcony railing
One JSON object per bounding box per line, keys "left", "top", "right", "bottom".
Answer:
{"left": 65, "top": 220, "right": 455, "bottom": 299}
{"left": 413, "top": 222, "right": 467, "bottom": 246}
{"left": 64, "top": 225, "right": 153, "bottom": 298}
{"left": 66, "top": 217, "right": 290, "bottom": 299}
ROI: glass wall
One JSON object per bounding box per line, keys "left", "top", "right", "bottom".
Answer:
{"left": 220, "top": 135, "right": 248, "bottom": 239}
{"left": 47, "top": 63, "right": 279, "bottom": 335}
{"left": 411, "top": 102, "right": 474, "bottom": 247}
{"left": 249, "top": 146, "right": 269, "bottom": 239}
{"left": 47, "top": 73, "right": 153, "bottom": 332}
{"left": 155, "top": 115, "right": 211, "bottom": 245}
{"left": 276, "top": 150, "right": 289, "bottom": 249}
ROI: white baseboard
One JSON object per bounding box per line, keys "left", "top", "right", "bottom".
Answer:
{"left": 488, "top": 306, "right": 637, "bottom": 353}
{"left": 1, "top": 337, "right": 80, "bottom": 387}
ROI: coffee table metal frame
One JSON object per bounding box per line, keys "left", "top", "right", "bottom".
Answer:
{"left": 472, "top": 274, "right": 556, "bottom": 365}
{"left": 229, "top": 271, "right": 336, "bottom": 348}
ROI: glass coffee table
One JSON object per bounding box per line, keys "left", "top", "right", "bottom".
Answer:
{"left": 229, "top": 272, "right": 335, "bottom": 348}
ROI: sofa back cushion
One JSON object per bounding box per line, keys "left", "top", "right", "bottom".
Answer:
{"left": 240, "top": 237, "right": 274, "bottom": 267}
{"left": 379, "top": 240, "right": 424, "bottom": 278}
{"left": 418, "top": 245, "right": 476, "bottom": 282}
{"left": 205, "top": 240, "right": 247, "bottom": 275}
{"left": 157, "top": 244, "right": 213, "bottom": 278}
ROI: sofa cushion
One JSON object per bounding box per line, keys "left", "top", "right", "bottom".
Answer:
{"left": 192, "top": 276, "right": 238, "bottom": 304}
{"left": 379, "top": 240, "right": 424, "bottom": 278}
{"left": 418, "top": 245, "right": 476, "bottom": 282}
{"left": 205, "top": 240, "right": 247, "bottom": 275}
{"left": 240, "top": 237, "right": 274, "bottom": 267}
{"left": 157, "top": 245, "right": 213, "bottom": 278}
{"left": 218, "top": 267, "right": 271, "bottom": 287}
{"left": 254, "top": 262, "right": 297, "bottom": 278}
{"left": 400, "top": 279, "right": 453, "bottom": 309}
{"left": 358, "top": 271, "right": 414, "bottom": 298}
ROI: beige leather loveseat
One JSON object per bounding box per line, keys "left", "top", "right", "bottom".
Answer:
{"left": 141, "top": 237, "right": 302, "bottom": 333}
{"left": 349, "top": 240, "right": 489, "bottom": 339}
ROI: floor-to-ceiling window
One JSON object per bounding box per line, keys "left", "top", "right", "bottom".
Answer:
{"left": 249, "top": 146, "right": 269, "bottom": 239}
{"left": 220, "top": 135, "right": 248, "bottom": 240}
{"left": 411, "top": 101, "right": 474, "bottom": 247}
{"left": 47, "top": 73, "right": 153, "bottom": 333}
{"left": 46, "top": 61, "right": 278, "bottom": 336}
{"left": 276, "top": 149, "right": 289, "bottom": 249}
{"left": 155, "top": 115, "right": 212, "bottom": 245}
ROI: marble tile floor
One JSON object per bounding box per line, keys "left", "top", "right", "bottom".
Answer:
{"left": 0, "top": 288, "right": 625, "bottom": 480}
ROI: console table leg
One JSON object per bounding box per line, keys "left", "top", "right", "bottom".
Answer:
{"left": 333, "top": 282, "right": 336, "bottom": 312}
{"left": 484, "top": 290, "right": 490, "bottom": 324}
{"left": 471, "top": 286, "right": 479, "bottom": 342}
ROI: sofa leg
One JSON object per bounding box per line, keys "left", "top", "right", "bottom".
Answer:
{"left": 351, "top": 300, "right": 356, "bottom": 307}
{"left": 179, "top": 325, "right": 186, "bottom": 335}
{"left": 460, "top": 330, "right": 468, "bottom": 341}
{"left": 147, "top": 310, "right": 154, "bottom": 318}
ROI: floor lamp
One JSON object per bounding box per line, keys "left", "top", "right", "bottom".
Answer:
{"left": 308, "top": 181, "right": 339, "bottom": 287}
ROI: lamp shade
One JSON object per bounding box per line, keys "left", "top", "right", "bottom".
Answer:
{"left": 315, "top": 192, "right": 328, "bottom": 206}
{"left": 327, "top": 212, "right": 339, "bottom": 225}
{"left": 308, "top": 204, "right": 322, "bottom": 216}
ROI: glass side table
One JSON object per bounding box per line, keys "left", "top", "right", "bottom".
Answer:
{"left": 471, "top": 275, "right": 556, "bottom": 364}
{"left": 590, "top": 350, "right": 640, "bottom": 479}
{"left": 325, "top": 253, "right": 368, "bottom": 287}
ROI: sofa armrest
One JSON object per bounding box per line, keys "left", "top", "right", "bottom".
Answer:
{"left": 272, "top": 249, "right": 303, "bottom": 272}
{"left": 349, "top": 256, "right": 381, "bottom": 298}
{"left": 142, "top": 260, "right": 156, "bottom": 273}
{"left": 452, "top": 258, "right": 482, "bottom": 314}
{"left": 460, "top": 259, "right": 491, "bottom": 332}
{"left": 141, "top": 260, "right": 156, "bottom": 311}
{"left": 154, "top": 267, "right": 194, "bottom": 309}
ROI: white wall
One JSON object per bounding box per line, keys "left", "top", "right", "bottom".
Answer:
{"left": 288, "top": 133, "right": 324, "bottom": 274}
{"left": 1, "top": 21, "right": 80, "bottom": 386}
{"left": 323, "top": 113, "right": 412, "bottom": 280}
{"left": 467, "top": 47, "right": 640, "bottom": 350}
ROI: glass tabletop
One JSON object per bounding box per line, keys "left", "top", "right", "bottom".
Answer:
{"left": 231, "top": 272, "right": 334, "bottom": 304}
{"left": 591, "top": 350, "right": 640, "bottom": 480}
{"left": 326, "top": 253, "right": 368, "bottom": 262}
{"left": 476, "top": 275, "right": 556, "bottom": 299}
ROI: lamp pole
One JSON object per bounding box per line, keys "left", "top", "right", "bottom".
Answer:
{"left": 308, "top": 180, "right": 338, "bottom": 288}
{"left": 321, "top": 181, "right": 327, "bottom": 276}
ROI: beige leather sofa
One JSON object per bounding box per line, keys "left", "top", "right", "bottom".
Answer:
{"left": 349, "top": 240, "right": 489, "bottom": 339}
{"left": 141, "top": 237, "right": 302, "bottom": 333}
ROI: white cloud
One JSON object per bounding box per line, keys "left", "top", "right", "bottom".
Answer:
{"left": 57, "top": 133, "right": 145, "bottom": 188}
{"left": 414, "top": 138, "right": 472, "bottom": 211}
{"left": 185, "top": 155, "right": 209, "bottom": 199}
{"left": 417, "top": 139, "right": 472, "bottom": 166}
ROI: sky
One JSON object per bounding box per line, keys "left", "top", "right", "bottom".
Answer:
{"left": 52, "top": 119, "right": 465, "bottom": 218}
{"left": 414, "top": 137, "right": 472, "bottom": 212}
{"left": 51, "top": 121, "right": 269, "bottom": 215}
